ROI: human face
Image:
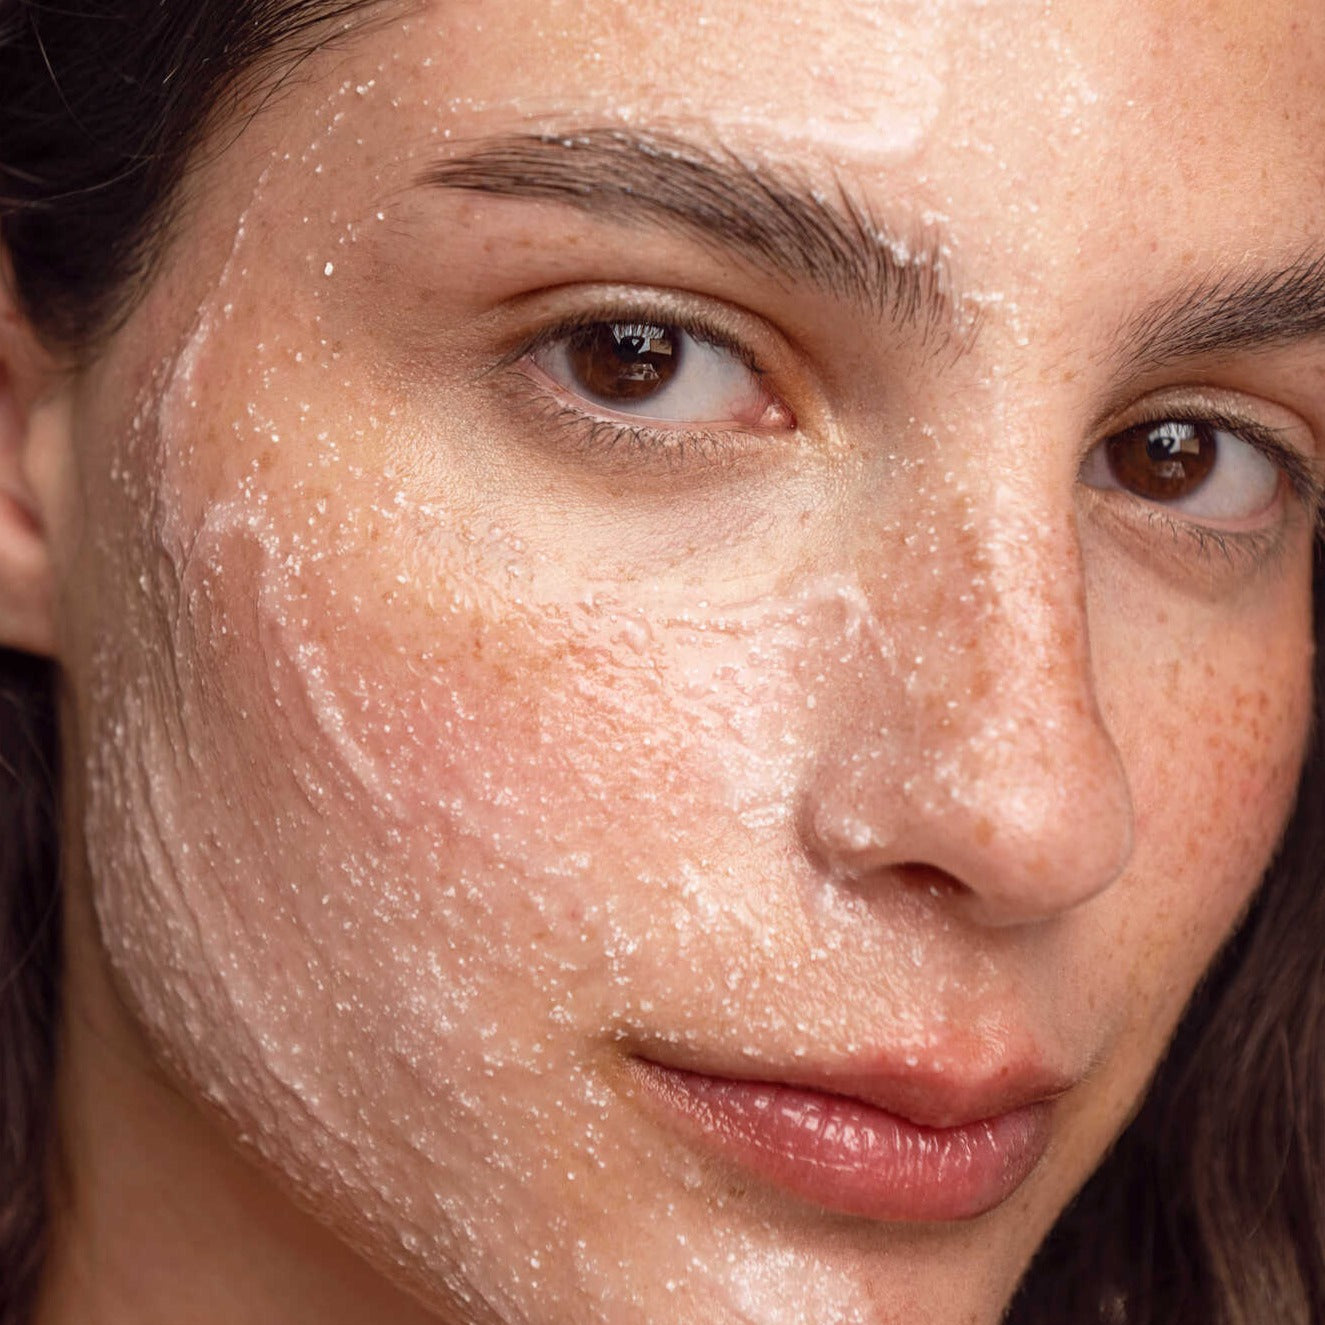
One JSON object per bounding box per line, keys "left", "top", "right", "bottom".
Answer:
{"left": 48, "top": 1, "right": 1321, "bottom": 1321}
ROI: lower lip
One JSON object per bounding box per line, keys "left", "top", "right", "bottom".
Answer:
{"left": 630, "top": 1062, "right": 1053, "bottom": 1222}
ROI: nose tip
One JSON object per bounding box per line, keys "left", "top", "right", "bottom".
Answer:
{"left": 798, "top": 509, "right": 1137, "bottom": 927}
{"left": 929, "top": 708, "right": 1135, "bottom": 925}
{"left": 802, "top": 700, "right": 1135, "bottom": 927}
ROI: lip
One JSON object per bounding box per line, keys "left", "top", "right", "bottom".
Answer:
{"left": 627, "top": 1056, "right": 1069, "bottom": 1222}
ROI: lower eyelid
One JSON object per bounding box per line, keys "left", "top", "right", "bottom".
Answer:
{"left": 1151, "top": 509, "right": 1287, "bottom": 571}
{"left": 500, "top": 368, "right": 762, "bottom": 472}
{"left": 1082, "top": 485, "right": 1289, "bottom": 582}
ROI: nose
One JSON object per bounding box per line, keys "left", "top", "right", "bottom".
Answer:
{"left": 798, "top": 490, "right": 1134, "bottom": 928}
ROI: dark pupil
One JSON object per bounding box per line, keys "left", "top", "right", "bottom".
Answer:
{"left": 1106, "top": 420, "right": 1216, "bottom": 501}
{"left": 567, "top": 323, "right": 680, "bottom": 403}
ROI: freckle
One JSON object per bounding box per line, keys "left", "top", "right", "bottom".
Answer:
{"left": 974, "top": 816, "right": 994, "bottom": 846}
{"left": 964, "top": 660, "right": 991, "bottom": 705}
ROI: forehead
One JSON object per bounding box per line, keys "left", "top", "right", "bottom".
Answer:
{"left": 152, "top": 0, "right": 1325, "bottom": 397}
{"left": 298, "top": 1, "right": 1325, "bottom": 278}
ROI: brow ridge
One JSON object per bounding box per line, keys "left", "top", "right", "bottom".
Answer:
{"left": 418, "top": 127, "right": 961, "bottom": 346}
{"left": 1120, "top": 251, "right": 1325, "bottom": 370}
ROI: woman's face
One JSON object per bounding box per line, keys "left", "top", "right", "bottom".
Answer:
{"left": 45, "top": 1, "right": 1323, "bottom": 1321}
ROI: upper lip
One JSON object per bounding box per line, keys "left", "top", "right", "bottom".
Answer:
{"left": 632, "top": 1050, "right": 1078, "bottom": 1130}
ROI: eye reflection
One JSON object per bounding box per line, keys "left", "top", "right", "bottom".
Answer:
{"left": 1083, "top": 417, "right": 1283, "bottom": 522}
{"left": 1106, "top": 420, "right": 1216, "bottom": 501}
{"left": 530, "top": 319, "right": 786, "bottom": 427}
{"left": 567, "top": 323, "right": 679, "bottom": 403}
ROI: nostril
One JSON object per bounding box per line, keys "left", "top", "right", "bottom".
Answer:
{"left": 893, "top": 862, "right": 967, "bottom": 902}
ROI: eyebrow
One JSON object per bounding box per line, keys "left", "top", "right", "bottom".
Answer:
{"left": 417, "top": 128, "right": 1325, "bottom": 380}
{"left": 417, "top": 128, "right": 962, "bottom": 347}
{"left": 1118, "top": 252, "right": 1325, "bottom": 371}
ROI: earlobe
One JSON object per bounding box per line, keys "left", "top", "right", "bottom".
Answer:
{"left": 0, "top": 300, "right": 62, "bottom": 660}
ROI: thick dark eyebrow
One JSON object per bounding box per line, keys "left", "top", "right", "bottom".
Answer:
{"left": 417, "top": 128, "right": 962, "bottom": 347}
{"left": 418, "top": 131, "right": 1325, "bottom": 377}
{"left": 1119, "top": 252, "right": 1325, "bottom": 371}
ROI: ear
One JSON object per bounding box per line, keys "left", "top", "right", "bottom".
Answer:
{"left": 0, "top": 277, "right": 62, "bottom": 658}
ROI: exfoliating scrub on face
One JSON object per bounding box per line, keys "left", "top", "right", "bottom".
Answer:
{"left": 24, "top": 2, "right": 1321, "bottom": 1323}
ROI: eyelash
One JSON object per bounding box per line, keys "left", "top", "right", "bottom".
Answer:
{"left": 510, "top": 306, "right": 766, "bottom": 377}
{"left": 516, "top": 388, "right": 760, "bottom": 471}
{"left": 1129, "top": 503, "right": 1281, "bottom": 571}
{"left": 1088, "top": 407, "right": 1324, "bottom": 567}
{"left": 497, "top": 302, "right": 778, "bottom": 465}
{"left": 1109, "top": 408, "right": 1320, "bottom": 508}
{"left": 500, "top": 303, "right": 1324, "bottom": 561}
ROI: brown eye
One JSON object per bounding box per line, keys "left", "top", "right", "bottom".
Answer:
{"left": 529, "top": 314, "right": 788, "bottom": 432}
{"left": 565, "top": 322, "right": 680, "bottom": 403}
{"left": 1105, "top": 420, "right": 1217, "bottom": 501}
{"left": 1082, "top": 415, "right": 1284, "bottom": 524}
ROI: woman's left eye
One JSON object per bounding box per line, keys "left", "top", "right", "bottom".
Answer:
{"left": 527, "top": 321, "right": 790, "bottom": 429}
{"left": 1080, "top": 417, "right": 1283, "bottom": 523}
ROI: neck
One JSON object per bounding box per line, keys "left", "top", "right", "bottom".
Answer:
{"left": 35, "top": 876, "right": 443, "bottom": 1325}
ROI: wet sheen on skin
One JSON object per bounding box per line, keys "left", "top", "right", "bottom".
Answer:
{"left": 43, "top": 2, "right": 1325, "bottom": 1323}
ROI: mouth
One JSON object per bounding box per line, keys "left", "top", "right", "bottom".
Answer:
{"left": 625, "top": 1054, "right": 1070, "bottom": 1222}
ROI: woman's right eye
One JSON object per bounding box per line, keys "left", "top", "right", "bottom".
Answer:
{"left": 528, "top": 320, "right": 791, "bottom": 430}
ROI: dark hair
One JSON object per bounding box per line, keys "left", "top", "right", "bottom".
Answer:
{"left": 1, "top": 6, "right": 1322, "bottom": 1323}
{"left": 0, "top": 653, "right": 58, "bottom": 1325}
{"left": 0, "top": 0, "right": 381, "bottom": 355}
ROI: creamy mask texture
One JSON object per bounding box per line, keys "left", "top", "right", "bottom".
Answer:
{"left": 54, "top": 2, "right": 1322, "bottom": 1323}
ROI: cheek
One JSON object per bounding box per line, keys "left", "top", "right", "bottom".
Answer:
{"left": 81, "top": 393, "right": 943, "bottom": 1080}
{"left": 1095, "top": 591, "right": 1314, "bottom": 1042}
{"left": 77, "top": 417, "right": 917, "bottom": 1309}
{"left": 75, "top": 433, "right": 784, "bottom": 1075}
{"left": 75, "top": 449, "right": 749, "bottom": 1302}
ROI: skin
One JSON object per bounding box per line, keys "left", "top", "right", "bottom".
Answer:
{"left": 0, "top": 0, "right": 1321, "bottom": 1322}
